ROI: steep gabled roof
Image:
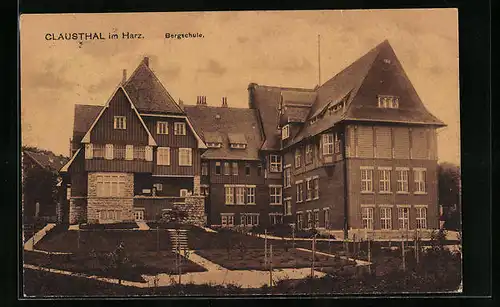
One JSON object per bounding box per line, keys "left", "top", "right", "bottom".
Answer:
{"left": 184, "top": 105, "right": 262, "bottom": 160}
{"left": 249, "top": 84, "right": 315, "bottom": 151}
{"left": 124, "top": 58, "right": 184, "bottom": 114}
{"left": 73, "top": 104, "right": 103, "bottom": 142}
{"left": 24, "top": 150, "right": 69, "bottom": 172}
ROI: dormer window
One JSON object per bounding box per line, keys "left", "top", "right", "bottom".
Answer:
{"left": 281, "top": 124, "right": 290, "bottom": 140}
{"left": 114, "top": 116, "right": 126, "bottom": 129}
{"left": 174, "top": 122, "right": 186, "bottom": 135}
{"left": 378, "top": 95, "right": 399, "bottom": 109}
{"left": 310, "top": 117, "right": 318, "bottom": 125}
{"left": 230, "top": 143, "right": 247, "bottom": 149}
{"left": 207, "top": 142, "right": 222, "bottom": 148}
{"left": 157, "top": 121, "right": 168, "bottom": 134}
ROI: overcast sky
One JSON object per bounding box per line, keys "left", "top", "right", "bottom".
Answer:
{"left": 20, "top": 9, "right": 460, "bottom": 165}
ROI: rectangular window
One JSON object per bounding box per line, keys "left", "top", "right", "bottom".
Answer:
{"left": 416, "top": 207, "right": 428, "bottom": 229}
{"left": 334, "top": 132, "right": 341, "bottom": 153}
{"left": 396, "top": 169, "right": 409, "bottom": 193}
{"left": 257, "top": 163, "right": 262, "bottom": 176}
{"left": 235, "top": 187, "right": 245, "bottom": 205}
{"left": 245, "top": 163, "right": 251, "bottom": 176}
{"left": 93, "top": 144, "right": 105, "bottom": 159}
{"left": 269, "top": 186, "right": 282, "bottom": 205}
{"left": 157, "top": 121, "right": 168, "bottom": 134}
{"left": 215, "top": 162, "right": 221, "bottom": 175}
{"left": 232, "top": 162, "right": 239, "bottom": 176}
{"left": 270, "top": 155, "right": 282, "bottom": 172}
{"left": 398, "top": 207, "right": 410, "bottom": 230}
{"left": 296, "top": 182, "right": 304, "bottom": 202}
{"left": 180, "top": 189, "right": 189, "bottom": 197}
{"left": 224, "top": 162, "right": 230, "bottom": 175}
{"left": 201, "top": 162, "right": 208, "bottom": 176}
{"left": 284, "top": 168, "right": 291, "bottom": 188}
{"left": 179, "top": 148, "right": 192, "bottom": 166}
{"left": 322, "top": 133, "right": 334, "bottom": 155}
{"left": 361, "top": 207, "right": 374, "bottom": 230}
{"left": 133, "top": 146, "right": 146, "bottom": 160}
{"left": 313, "top": 177, "right": 319, "bottom": 199}
{"left": 99, "top": 210, "right": 122, "bottom": 222}
{"left": 378, "top": 95, "right": 399, "bottom": 109}
{"left": 306, "top": 211, "right": 312, "bottom": 228}
{"left": 379, "top": 169, "right": 392, "bottom": 193}
{"left": 314, "top": 210, "right": 319, "bottom": 228}
{"left": 113, "top": 116, "right": 126, "bottom": 129}
{"left": 157, "top": 147, "right": 170, "bottom": 165}
{"left": 297, "top": 213, "right": 303, "bottom": 230}
{"left": 380, "top": 207, "right": 392, "bottom": 230}
{"left": 361, "top": 168, "right": 373, "bottom": 193}
{"left": 295, "top": 148, "right": 302, "bottom": 168}
{"left": 200, "top": 186, "right": 209, "bottom": 196}
{"left": 306, "top": 179, "right": 313, "bottom": 201}
{"left": 305, "top": 144, "right": 313, "bottom": 164}
{"left": 174, "top": 122, "right": 186, "bottom": 135}
{"left": 284, "top": 199, "right": 292, "bottom": 216}
{"left": 324, "top": 208, "right": 330, "bottom": 229}
{"left": 270, "top": 213, "right": 283, "bottom": 225}
{"left": 282, "top": 124, "right": 290, "bottom": 140}
{"left": 224, "top": 186, "right": 234, "bottom": 205}
{"left": 246, "top": 187, "right": 255, "bottom": 204}
{"left": 241, "top": 213, "right": 259, "bottom": 226}
{"left": 414, "top": 169, "right": 427, "bottom": 193}
{"left": 96, "top": 174, "right": 126, "bottom": 198}
{"left": 221, "top": 214, "right": 235, "bottom": 227}
{"left": 153, "top": 183, "right": 163, "bottom": 191}
{"left": 113, "top": 145, "right": 125, "bottom": 160}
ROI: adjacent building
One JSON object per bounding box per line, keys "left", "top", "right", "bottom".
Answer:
{"left": 60, "top": 40, "right": 446, "bottom": 237}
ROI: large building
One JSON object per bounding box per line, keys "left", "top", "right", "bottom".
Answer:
{"left": 60, "top": 40, "right": 445, "bottom": 237}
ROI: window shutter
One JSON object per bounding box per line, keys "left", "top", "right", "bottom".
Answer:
{"left": 105, "top": 144, "right": 113, "bottom": 160}
{"left": 145, "top": 146, "right": 153, "bottom": 161}
{"left": 126, "top": 145, "right": 133, "bottom": 160}
{"left": 85, "top": 143, "right": 93, "bottom": 159}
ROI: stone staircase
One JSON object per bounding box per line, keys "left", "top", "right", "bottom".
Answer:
{"left": 167, "top": 229, "right": 189, "bottom": 253}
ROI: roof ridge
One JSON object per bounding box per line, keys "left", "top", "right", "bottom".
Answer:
{"left": 252, "top": 84, "right": 315, "bottom": 92}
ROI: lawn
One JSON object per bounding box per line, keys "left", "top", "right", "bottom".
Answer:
{"left": 24, "top": 250, "right": 206, "bottom": 283}
{"left": 196, "top": 247, "right": 355, "bottom": 270}
{"left": 187, "top": 228, "right": 287, "bottom": 250}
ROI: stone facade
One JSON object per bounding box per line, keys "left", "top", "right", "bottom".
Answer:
{"left": 87, "top": 172, "right": 134, "bottom": 223}
{"left": 172, "top": 196, "right": 206, "bottom": 226}
{"left": 69, "top": 198, "right": 87, "bottom": 224}
{"left": 193, "top": 175, "right": 200, "bottom": 195}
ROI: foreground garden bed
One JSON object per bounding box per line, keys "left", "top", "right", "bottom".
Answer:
{"left": 23, "top": 250, "right": 206, "bottom": 283}
{"left": 196, "top": 248, "right": 355, "bottom": 270}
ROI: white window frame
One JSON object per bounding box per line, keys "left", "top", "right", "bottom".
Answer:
{"left": 270, "top": 155, "right": 282, "bottom": 172}
{"left": 174, "top": 122, "right": 186, "bottom": 135}
{"left": 361, "top": 206, "right": 374, "bottom": 230}
{"left": 224, "top": 162, "right": 230, "bottom": 175}
{"left": 296, "top": 181, "right": 304, "bottom": 203}
{"left": 295, "top": 148, "right": 302, "bottom": 168}
{"left": 378, "top": 95, "right": 399, "bottom": 109}
{"left": 134, "top": 209, "right": 145, "bottom": 221}
{"left": 178, "top": 148, "right": 192, "bottom": 166}
{"left": 235, "top": 186, "right": 245, "bottom": 205}
{"left": 284, "top": 198, "right": 292, "bottom": 216}
{"left": 96, "top": 173, "right": 126, "bottom": 198}
{"left": 133, "top": 146, "right": 146, "bottom": 161}
{"left": 113, "top": 144, "right": 126, "bottom": 160}
{"left": 269, "top": 185, "right": 282, "bottom": 205}
{"left": 207, "top": 142, "right": 222, "bottom": 148}
{"left": 153, "top": 183, "right": 163, "bottom": 191}
{"left": 284, "top": 167, "right": 291, "bottom": 188}
{"left": 313, "top": 176, "right": 319, "bottom": 199}
{"left": 323, "top": 208, "right": 330, "bottom": 229}
{"left": 113, "top": 116, "right": 126, "bottom": 130}
{"left": 397, "top": 206, "right": 410, "bottom": 230}
{"left": 313, "top": 209, "right": 320, "bottom": 228}
{"left": 334, "top": 132, "right": 341, "bottom": 153}
{"left": 281, "top": 124, "right": 290, "bottom": 140}
{"left": 297, "top": 212, "right": 303, "bottom": 230}
{"left": 379, "top": 168, "right": 392, "bottom": 193}
{"left": 416, "top": 206, "right": 428, "bottom": 229}
{"left": 201, "top": 162, "right": 208, "bottom": 176}
{"left": 157, "top": 121, "right": 168, "bottom": 134}
{"left": 246, "top": 186, "right": 256, "bottom": 204}
{"left": 221, "top": 213, "right": 235, "bottom": 227}
{"left": 270, "top": 213, "right": 283, "bottom": 225}
{"left": 224, "top": 186, "right": 235, "bottom": 205}
{"left": 414, "top": 168, "right": 427, "bottom": 194}
{"left": 322, "top": 133, "right": 334, "bottom": 155}
{"left": 306, "top": 179, "right": 313, "bottom": 201}
{"left": 157, "top": 147, "right": 171, "bottom": 166}
{"left": 180, "top": 189, "right": 189, "bottom": 197}
{"left": 360, "top": 167, "right": 374, "bottom": 193}
{"left": 99, "top": 210, "right": 122, "bottom": 223}
{"left": 306, "top": 211, "right": 313, "bottom": 228}
{"left": 396, "top": 168, "right": 409, "bottom": 193}
{"left": 305, "top": 144, "right": 313, "bottom": 164}
{"left": 240, "top": 213, "right": 259, "bottom": 226}
{"left": 232, "top": 162, "right": 239, "bottom": 176}
{"left": 380, "top": 206, "right": 392, "bottom": 230}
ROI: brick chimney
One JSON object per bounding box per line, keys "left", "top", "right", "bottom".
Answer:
{"left": 196, "top": 96, "right": 207, "bottom": 105}
{"left": 178, "top": 99, "right": 184, "bottom": 111}
{"left": 143, "top": 56, "right": 149, "bottom": 67}
{"left": 221, "top": 97, "right": 228, "bottom": 107}
{"left": 122, "top": 69, "right": 127, "bottom": 84}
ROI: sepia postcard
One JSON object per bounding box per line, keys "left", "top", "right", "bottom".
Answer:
{"left": 20, "top": 9, "right": 462, "bottom": 297}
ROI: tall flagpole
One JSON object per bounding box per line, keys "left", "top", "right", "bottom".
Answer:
{"left": 317, "top": 34, "right": 321, "bottom": 86}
